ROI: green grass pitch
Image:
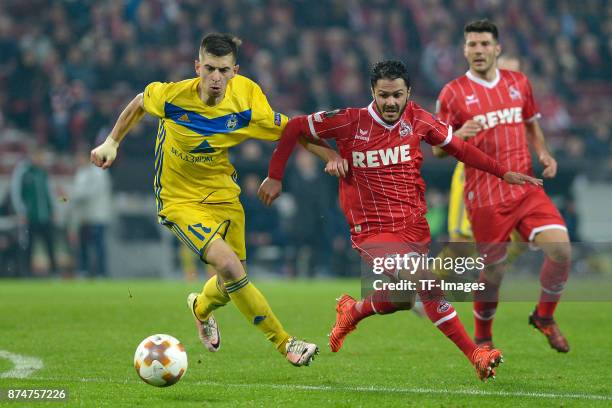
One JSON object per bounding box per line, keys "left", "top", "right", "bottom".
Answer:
{"left": 0, "top": 279, "right": 611, "bottom": 407}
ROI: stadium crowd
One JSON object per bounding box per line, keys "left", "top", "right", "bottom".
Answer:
{"left": 0, "top": 0, "right": 609, "bottom": 277}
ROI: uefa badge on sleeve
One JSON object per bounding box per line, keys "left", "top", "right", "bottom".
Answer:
{"left": 274, "top": 112, "right": 282, "bottom": 126}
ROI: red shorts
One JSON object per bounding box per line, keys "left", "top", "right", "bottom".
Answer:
{"left": 350, "top": 217, "right": 431, "bottom": 264}
{"left": 468, "top": 188, "right": 567, "bottom": 263}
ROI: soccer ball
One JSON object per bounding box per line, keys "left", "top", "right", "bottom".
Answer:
{"left": 134, "top": 334, "right": 188, "bottom": 387}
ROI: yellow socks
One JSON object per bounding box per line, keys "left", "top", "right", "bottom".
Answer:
{"left": 195, "top": 275, "right": 231, "bottom": 320}
{"left": 194, "top": 274, "right": 291, "bottom": 354}
{"left": 224, "top": 275, "right": 290, "bottom": 354}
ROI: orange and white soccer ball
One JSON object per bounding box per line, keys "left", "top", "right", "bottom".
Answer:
{"left": 134, "top": 334, "right": 188, "bottom": 387}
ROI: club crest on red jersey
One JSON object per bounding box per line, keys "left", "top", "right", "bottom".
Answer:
{"left": 508, "top": 85, "right": 521, "bottom": 100}
{"left": 399, "top": 120, "right": 412, "bottom": 137}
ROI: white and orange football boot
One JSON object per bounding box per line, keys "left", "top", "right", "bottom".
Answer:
{"left": 187, "top": 293, "right": 221, "bottom": 352}
{"left": 285, "top": 337, "right": 319, "bottom": 367}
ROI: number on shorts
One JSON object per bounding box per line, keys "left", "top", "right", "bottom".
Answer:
{"left": 188, "top": 223, "right": 212, "bottom": 241}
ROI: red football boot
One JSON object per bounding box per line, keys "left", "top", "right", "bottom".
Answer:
{"left": 329, "top": 294, "right": 358, "bottom": 352}
{"left": 529, "top": 309, "right": 570, "bottom": 353}
{"left": 471, "top": 346, "right": 504, "bottom": 382}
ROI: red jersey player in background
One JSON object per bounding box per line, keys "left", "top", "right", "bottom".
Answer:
{"left": 427, "top": 55, "right": 526, "bottom": 299}
{"left": 258, "top": 60, "right": 542, "bottom": 381}
{"left": 436, "top": 20, "right": 571, "bottom": 352}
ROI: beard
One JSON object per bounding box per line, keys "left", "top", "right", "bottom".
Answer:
{"left": 375, "top": 101, "right": 407, "bottom": 123}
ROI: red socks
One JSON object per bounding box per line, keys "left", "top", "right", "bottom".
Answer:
{"left": 420, "top": 288, "right": 477, "bottom": 359}
{"left": 473, "top": 256, "right": 570, "bottom": 340}
{"left": 473, "top": 272, "right": 501, "bottom": 341}
{"left": 351, "top": 288, "right": 478, "bottom": 360}
{"left": 536, "top": 258, "right": 570, "bottom": 318}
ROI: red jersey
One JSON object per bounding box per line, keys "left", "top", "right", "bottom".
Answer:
{"left": 305, "top": 101, "right": 452, "bottom": 235}
{"left": 437, "top": 69, "right": 541, "bottom": 209}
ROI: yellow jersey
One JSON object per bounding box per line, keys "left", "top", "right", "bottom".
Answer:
{"left": 143, "top": 75, "right": 288, "bottom": 210}
{"left": 448, "top": 161, "right": 472, "bottom": 238}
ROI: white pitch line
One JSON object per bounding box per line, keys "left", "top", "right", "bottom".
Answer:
{"left": 0, "top": 350, "right": 43, "bottom": 379}
{"left": 28, "top": 376, "right": 612, "bottom": 401}
{"left": 193, "top": 381, "right": 612, "bottom": 401}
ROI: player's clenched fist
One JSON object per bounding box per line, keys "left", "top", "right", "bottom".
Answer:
{"left": 91, "top": 137, "right": 119, "bottom": 169}
{"left": 257, "top": 177, "right": 282, "bottom": 207}
{"left": 539, "top": 153, "right": 557, "bottom": 178}
{"left": 455, "top": 120, "right": 482, "bottom": 140}
{"left": 324, "top": 156, "right": 349, "bottom": 178}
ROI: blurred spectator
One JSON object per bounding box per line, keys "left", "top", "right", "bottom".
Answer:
{"left": 420, "top": 29, "right": 456, "bottom": 91}
{"left": 532, "top": 78, "right": 572, "bottom": 133}
{"left": 0, "top": 196, "right": 21, "bottom": 277}
{"left": 10, "top": 147, "right": 58, "bottom": 276}
{"left": 242, "top": 173, "right": 283, "bottom": 250}
{"left": 560, "top": 195, "right": 581, "bottom": 242}
{"left": 234, "top": 140, "right": 269, "bottom": 177}
{"left": 68, "top": 152, "right": 113, "bottom": 277}
{"left": 286, "top": 149, "right": 335, "bottom": 277}
{"left": 564, "top": 135, "right": 586, "bottom": 160}
{"left": 585, "top": 123, "right": 611, "bottom": 162}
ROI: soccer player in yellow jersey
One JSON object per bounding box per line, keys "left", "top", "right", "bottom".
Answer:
{"left": 91, "top": 33, "right": 335, "bottom": 366}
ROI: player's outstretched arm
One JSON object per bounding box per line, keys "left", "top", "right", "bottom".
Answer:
{"left": 91, "top": 93, "right": 146, "bottom": 169}
{"left": 525, "top": 120, "right": 557, "bottom": 178}
{"left": 258, "top": 116, "right": 310, "bottom": 206}
{"left": 441, "top": 135, "right": 543, "bottom": 186}
{"left": 299, "top": 137, "right": 348, "bottom": 178}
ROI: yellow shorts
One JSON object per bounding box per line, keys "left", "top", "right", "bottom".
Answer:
{"left": 158, "top": 200, "right": 246, "bottom": 261}
{"left": 448, "top": 162, "right": 472, "bottom": 240}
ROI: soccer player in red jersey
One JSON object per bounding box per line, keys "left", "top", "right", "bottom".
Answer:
{"left": 436, "top": 20, "right": 571, "bottom": 352}
{"left": 259, "top": 60, "right": 542, "bottom": 381}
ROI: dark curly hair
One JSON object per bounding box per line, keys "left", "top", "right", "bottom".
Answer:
{"left": 370, "top": 60, "right": 411, "bottom": 89}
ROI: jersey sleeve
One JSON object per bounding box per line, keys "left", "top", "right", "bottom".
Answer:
{"left": 416, "top": 108, "right": 454, "bottom": 147}
{"left": 247, "top": 83, "right": 288, "bottom": 141}
{"left": 522, "top": 75, "right": 541, "bottom": 122}
{"left": 305, "top": 109, "right": 353, "bottom": 140}
{"left": 143, "top": 81, "right": 171, "bottom": 118}
{"left": 435, "top": 85, "right": 462, "bottom": 129}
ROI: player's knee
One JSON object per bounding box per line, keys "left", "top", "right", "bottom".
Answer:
{"left": 482, "top": 264, "right": 505, "bottom": 285}
{"left": 204, "top": 243, "right": 243, "bottom": 280}
{"left": 545, "top": 243, "right": 572, "bottom": 264}
{"left": 209, "top": 256, "right": 242, "bottom": 280}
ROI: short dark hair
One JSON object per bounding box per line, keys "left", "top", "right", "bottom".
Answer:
{"left": 464, "top": 19, "right": 499, "bottom": 41}
{"left": 200, "top": 33, "right": 242, "bottom": 60}
{"left": 370, "top": 60, "right": 411, "bottom": 89}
